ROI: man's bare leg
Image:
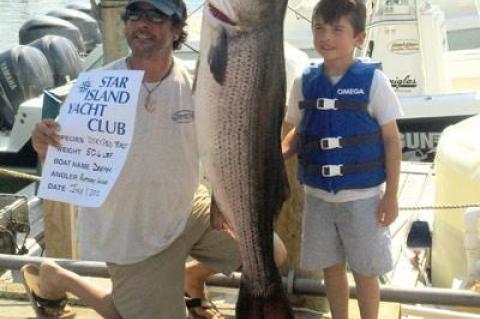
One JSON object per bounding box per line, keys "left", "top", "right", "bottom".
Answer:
{"left": 185, "top": 260, "right": 223, "bottom": 319}
{"left": 37, "top": 260, "right": 122, "bottom": 319}
{"left": 184, "top": 233, "right": 287, "bottom": 319}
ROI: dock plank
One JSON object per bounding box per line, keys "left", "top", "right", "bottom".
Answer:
{"left": 0, "top": 298, "right": 101, "bottom": 319}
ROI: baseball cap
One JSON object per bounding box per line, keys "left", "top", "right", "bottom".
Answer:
{"left": 126, "top": 0, "right": 183, "bottom": 19}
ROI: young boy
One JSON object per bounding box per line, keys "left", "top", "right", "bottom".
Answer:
{"left": 282, "top": 0, "right": 403, "bottom": 318}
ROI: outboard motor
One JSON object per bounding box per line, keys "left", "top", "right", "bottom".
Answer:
{"left": 19, "top": 16, "right": 85, "bottom": 55}
{"left": 29, "top": 35, "right": 82, "bottom": 86}
{"left": 0, "top": 46, "right": 54, "bottom": 129}
{"left": 47, "top": 8, "right": 101, "bottom": 53}
{"left": 66, "top": 3, "right": 95, "bottom": 17}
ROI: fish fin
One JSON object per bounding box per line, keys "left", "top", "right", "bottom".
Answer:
{"left": 207, "top": 28, "right": 228, "bottom": 85}
{"left": 210, "top": 195, "right": 235, "bottom": 237}
{"left": 236, "top": 280, "right": 295, "bottom": 319}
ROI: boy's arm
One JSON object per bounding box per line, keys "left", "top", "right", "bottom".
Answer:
{"left": 281, "top": 125, "right": 299, "bottom": 160}
{"left": 378, "top": 120, "right": 402, "bottom": 226}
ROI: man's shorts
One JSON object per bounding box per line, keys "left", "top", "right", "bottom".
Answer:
{"left": 107, "top": 186, "right": 241, "bottom": 319}
{"left": 300, "top": 193, "right": 393, "bottom": 276}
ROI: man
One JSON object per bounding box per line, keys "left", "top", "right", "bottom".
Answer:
{"left": 26, "top": 1, "right": 241, "bottom": 318}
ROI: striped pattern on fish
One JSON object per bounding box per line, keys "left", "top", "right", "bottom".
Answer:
{"left": 194, "top": 0, "right": 294, "bottom": 318}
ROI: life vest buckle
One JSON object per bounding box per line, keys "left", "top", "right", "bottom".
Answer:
{"left": 321, "top": 164, "right": 343, "bottom": 177}
{"left": 316, "top": 98, "right": 337, "bottom": 110}
{"left": 320, "top": 137, "right": 342, "bottom": 150}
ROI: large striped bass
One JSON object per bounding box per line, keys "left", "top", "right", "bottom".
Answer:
{"left": 194, "top": 0, "right": 293, "bottom": 318}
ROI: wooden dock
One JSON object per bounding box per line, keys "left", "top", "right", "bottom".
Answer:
{"left": 0, "top": 162, "right": 436, "bottom": 318}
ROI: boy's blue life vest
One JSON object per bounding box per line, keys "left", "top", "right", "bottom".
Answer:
{"left": 298, "top": 60, "right": 386, "bottom": 193}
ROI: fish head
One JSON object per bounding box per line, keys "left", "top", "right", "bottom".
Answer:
{"left": 197, "top": 0, "right": 287, "bottom": 85}
{"left": 204, "top": 0, "right": 287, "bottom": 34}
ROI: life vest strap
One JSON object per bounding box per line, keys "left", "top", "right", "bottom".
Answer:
{"left": 299, "top": 159, "right": 384, "bottom": 177}
{"left": 303, "top": 131, "right": 381, "bottom": 151}
{"left": 299, "top": 98, "right": 368, "bottom": 111}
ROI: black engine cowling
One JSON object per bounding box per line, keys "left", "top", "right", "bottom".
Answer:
{"left": 66, "top": 3, "right": 95, "bottom": 17}
{"left": 29, "top": 35, "right": 82, "bottom": 86}
{"left": 19, "top": 15, "right": 85, "bottom": 55}
{"left": 0, "top": 46, "right": 54, "bottom": 129}
{"left": 47, "top": 8, "right": 101, "bottom": 53}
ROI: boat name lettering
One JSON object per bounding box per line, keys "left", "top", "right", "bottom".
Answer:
{"left": 401, "top": 131, "right": 441, "bottom": 150}
{"left": 56, "top": 146, "right": 81, "bottom": 155}
{"left": 389, "top": 39, "right": 419, "bottom": 55}
{"left": 92, "top": 162, "right": 112, "bottom": 173}
{"left": 390, "top": 75, "right": 417, "bottom": 89}
{"left": 0, "top": 62, "right": 18, "bottom": 90}
{"left": 336, "top": 88, "right": 365, "bottom": 95}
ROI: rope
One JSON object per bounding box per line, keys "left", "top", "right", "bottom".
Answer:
{"left": 287, "top": 5, "right": 312, "bottom": 25}
{"left": 180, "top": 2, "right": 316, "bottom": 56}
{"left": 0, "top": 169, "right": 40, "bottom": 182}
{"left": 188, "top": 1, "right": 205, "bottom": 16}
{"left": 1, "top": 168, "right": 478, "bottom": 211}
{"left": 182, "top": 42, "right": 199, "bottom": 55}
{"left": 400, "top": 204, "right": 480, "bottom": 211}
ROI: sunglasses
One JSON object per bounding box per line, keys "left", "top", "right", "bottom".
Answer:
{"left": 125, "top": 8, "right": 169, "bottom": 24}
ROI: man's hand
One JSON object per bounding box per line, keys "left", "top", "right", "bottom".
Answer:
{"left": 32, "top": 119, "right": 62, "bottom": 160}
{"left": 377, "top": 192, "right": 398, "bottom": 227}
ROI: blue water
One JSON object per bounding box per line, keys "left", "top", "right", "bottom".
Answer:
{"left": 0, "top": 0, "right": 203, "bottom": 53}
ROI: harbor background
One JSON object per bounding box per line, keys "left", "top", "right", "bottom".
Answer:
{"left": 0, "top": 0, "right": 203, "bottom": 53}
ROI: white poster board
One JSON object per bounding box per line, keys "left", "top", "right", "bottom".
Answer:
{"left": 38, "top": 69, "right": 144, "bottom": 207}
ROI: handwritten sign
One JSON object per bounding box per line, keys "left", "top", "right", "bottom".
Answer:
{"left": 38, "top": 70, "right": 144, "bottom": 207}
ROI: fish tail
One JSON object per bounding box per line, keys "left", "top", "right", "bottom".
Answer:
{"left": 236, "top": 279, "right": 295, "bottom": 319}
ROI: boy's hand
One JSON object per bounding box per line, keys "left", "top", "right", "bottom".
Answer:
{"left": 281, "top": 126, "right": 299, "bottom": 160}
{"left": 377, "top": 192, "right": 398, "bottom": 227}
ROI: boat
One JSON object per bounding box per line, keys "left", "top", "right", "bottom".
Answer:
{"left": 0, "top": 3, "right": 101, "bottom": 168}
{"left": 1, "top": 0, "right": 479, "bottom": 165}
{"left": 0, "top": 1, "right": 479, "bottom": 318}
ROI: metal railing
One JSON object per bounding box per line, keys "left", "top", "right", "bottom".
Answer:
{"left": 0, "top": 254, "right": 479, "bottom": 307}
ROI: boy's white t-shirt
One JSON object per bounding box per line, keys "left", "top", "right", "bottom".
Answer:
{"left": 285, "top": 68, "right": 404, "bottom": 203}
{"left": 77, "top": 57, "right": 199, "bottom": 264}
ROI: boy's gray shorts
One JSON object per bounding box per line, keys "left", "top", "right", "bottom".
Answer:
{"left": 300, "top": 194, "right": 393, "bottom": 276}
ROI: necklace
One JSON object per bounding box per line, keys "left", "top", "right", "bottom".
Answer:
{"left": 126, "top": 56, "right": 174, "bottom": 112}
{"left": 143, "top": 81, "right": 162, "bottom": 112}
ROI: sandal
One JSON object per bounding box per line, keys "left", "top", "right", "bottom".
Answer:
{"left": 185, "top": 295, "right": 224, "bottom": 319}
{"left": 20, "top": 264, "right": 76, "bottom": 319}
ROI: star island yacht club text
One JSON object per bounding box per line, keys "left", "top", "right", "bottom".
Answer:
{"left": 38, "top": 70, "right": 144, "bottom": 207}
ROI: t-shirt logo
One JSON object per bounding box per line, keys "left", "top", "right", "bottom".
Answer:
{"left": 172, "top": 110, "right": 194, "bottom": 123}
